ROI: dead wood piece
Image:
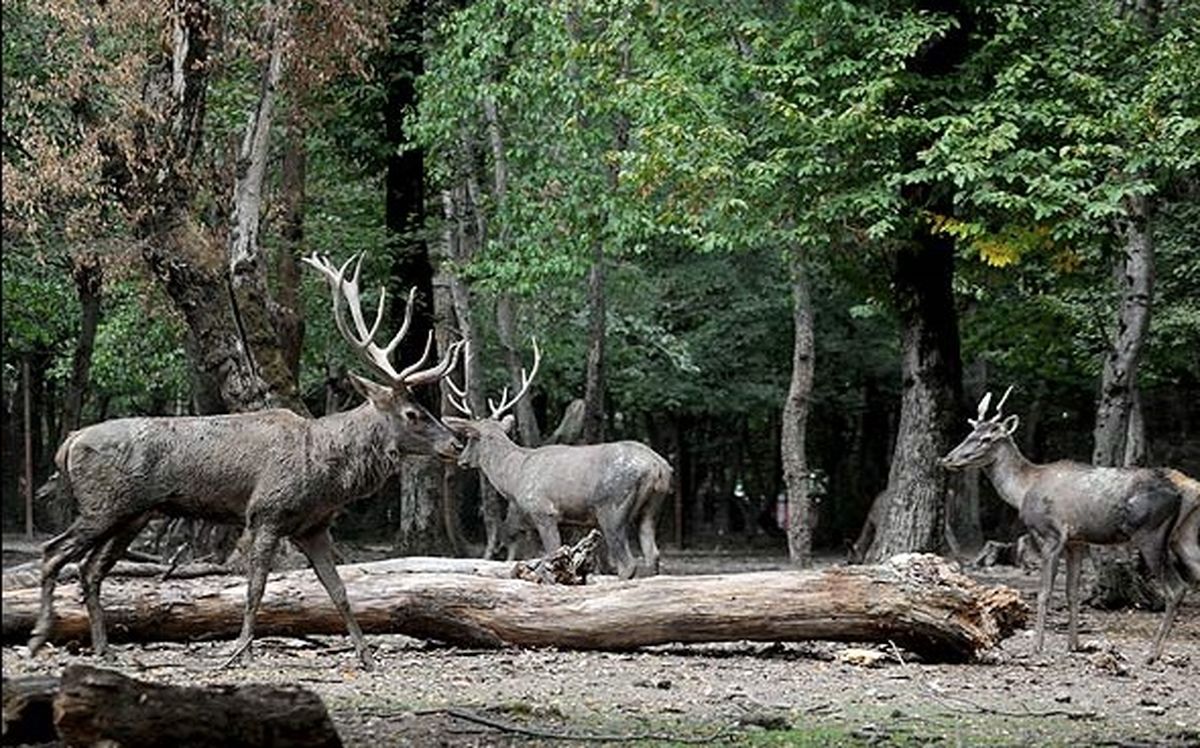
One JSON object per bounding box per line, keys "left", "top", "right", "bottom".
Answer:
{"left": 52, "top": 665, "right": 342, "bottom": 748}
{"left": 512, "top": 529, "right": 602, "bottom": 584}
{"left": 3, "top": 675, "right": 59, "bottom": 745}
{"left": 3, "top": 553, "right": 1027, "bottom": 662}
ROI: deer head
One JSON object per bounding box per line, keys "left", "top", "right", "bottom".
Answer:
{"left": 442, "top": 337, "right": 541, "bottom": 468}
{"left": 303, "top": 252, "right": 464, "bottom": 461}
{"left": 939, "top": 386, "right": 1020, "bottom": 470}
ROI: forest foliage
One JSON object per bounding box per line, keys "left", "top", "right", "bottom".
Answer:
{"left": 3, "top": 0, "right": 1198, "bottom": 550}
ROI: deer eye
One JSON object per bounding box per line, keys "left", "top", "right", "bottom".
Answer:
{"left": 400, "top": 407, "right": 422, "bottom": 422}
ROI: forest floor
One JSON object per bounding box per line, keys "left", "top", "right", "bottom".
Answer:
{"left": 3, "top": 541, "right": 1198, "bottom": 747}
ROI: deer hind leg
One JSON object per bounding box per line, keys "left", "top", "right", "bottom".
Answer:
{"left": 222, "top": 523, "right": 280, "bottom": 668}
{"left": 292, "top": 526, "right": 374, "bottom": 671}
{"left": 1136, "top": 517, "right": 1182, "bottom": 663}
{"left": 527, "top": 511, "right": 563, "bottom": 557}
{"left": 596, "top": 505, "right": 637, "bottom": 580}
{"left": 28, "top": 519, "right": 111, "bottom": 655}
{"left": 636, "top": 488, "right": 666, "bottom": 576}
{"left": 80, "top": 513, "right": 152, "bottom": 659}
{"left": 1064, "top": 545, "right": 1084, "bottom": 652}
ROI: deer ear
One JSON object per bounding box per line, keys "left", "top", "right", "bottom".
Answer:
{"left": 499, "top": 414, "right": 516, "bottom": 435}
{"left": 348, "top": 372, "right": 393, "bottom": 409}
{"left": 1002, "top": 414, "right": 1020, "bottom": 435}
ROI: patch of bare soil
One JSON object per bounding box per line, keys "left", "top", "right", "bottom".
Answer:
{"left": 3, "top": 549, "right": 1198, "bottom": 747}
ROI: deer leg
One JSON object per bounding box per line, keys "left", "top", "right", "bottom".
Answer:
{"left": 530, "top": 513, "right": 562, "bottom": 557}
{"left": 222, "top": 525, "right": 280, "bottom": 668}
{"left": 80, "top": 513, "right": 152, "bottom": 659}
{"left": 637, "top": 506, "right": 661, "bottom": 576}
{"left": 292, "top": 527, "right": 375, "bottom": 671}
{"left": 1064, "top": 544, "right": 1084, "bottom": 652}
{"left": 598, "top": 506, "right": 637, "bottom": 580}
{"left": 29, "top": 520, "right": 107, "bottom": 655}
{"left": 1034, "top": 535, "right": 1065, "bottom": 653}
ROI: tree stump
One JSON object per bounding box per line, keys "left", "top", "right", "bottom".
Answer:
{"left": 2, "top": 666, "right": 342, "bottom": 748}
{"left": 3, "top": 675, "right": 59, "bottom": 745}
{"left": 3, "top": 554, "right": 1027, "bottom": 662}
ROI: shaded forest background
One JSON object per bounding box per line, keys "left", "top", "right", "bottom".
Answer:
{"left": 3, "top": 0, "right": 1198, "bottom": 561}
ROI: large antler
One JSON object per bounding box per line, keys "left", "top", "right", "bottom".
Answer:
{"left": 445, "top": 342, "right": 474, "bottom": 417}
{"left": 303, "top": 252, "right": 463, "bottom": 388}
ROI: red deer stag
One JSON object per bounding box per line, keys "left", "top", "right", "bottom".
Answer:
{"left": 28, "top": 253, "right": 463, "bottom": 670}
{"left": 444, "top": 340, "right": 672, "bottom": 579}
{"left": 940, "top": 387, "right": 1200, "bottom": 662}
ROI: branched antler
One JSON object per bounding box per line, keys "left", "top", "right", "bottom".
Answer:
{"left": 303, "top": 252, "right": 463, "bottom": 388}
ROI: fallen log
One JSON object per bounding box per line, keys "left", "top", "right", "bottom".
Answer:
{"left": 3, "top": 560, "right": 232, "bottom": 591}
{"left": 2, "top": 665, "right": 342, "bottom": 748}
{"left": 2, "top": 554, "right": 1027, "bottom": 662}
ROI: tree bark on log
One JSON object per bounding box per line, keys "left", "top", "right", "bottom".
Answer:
{"left": 3, "top": 554, "right": 1026, "bottom": 662}
{"left": 3, "top": 665, "right": 342, "bottom": 748}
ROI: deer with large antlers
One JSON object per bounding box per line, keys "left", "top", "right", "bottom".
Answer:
{"left": 940, "top": 387, "right": 1200, "bottom": 661}
{"left": 27, "top": 254, "right": 462, "bottom": 670}
{"left": 444, "top": 340, "right": 672, "bottom": 579}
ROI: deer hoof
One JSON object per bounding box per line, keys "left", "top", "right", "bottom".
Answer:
{"left": 358, "top": 648, "right": 377, "bottom": 671}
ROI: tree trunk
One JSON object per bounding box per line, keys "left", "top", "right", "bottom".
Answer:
{"left": 226, "top": 0, "right": 306, "bottom": 416}
{"left": 782, "top": 256, "right": 815, "bottom": 566}
{"left": 2, "top": 555, "right": 1027, "bottom": 663}
{"left": 582, "top": 244, "right": 607, "bottom": 444}
{"left": 1091, "top": 194, "right": 1159, "bottom": 608}
{"left": 868, "top": 237, "right": 962, "bottom": 561}
{"left": 393, "top": 457, "right": 451, "bottom": 556}
{"left": 274, "top": 104, "right": 307, "bottom": 385}
{"left": 59, "top": 252, "right": 102, "bottom": 443}
{"left": 46, "top": 665, "right": 342, "bottom": 748}
{"left": 1093, "top": 194, "right": 1154, "bottom": 467}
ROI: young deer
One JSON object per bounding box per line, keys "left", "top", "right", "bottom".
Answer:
{"left": 940, "top": 387, "right": 1200, "bottom": 662}
{"left": 28, "top": 254, "right": 463, "bottom": 670}
{"left": 444, "top": 340, "right": 672, "bottom": 579}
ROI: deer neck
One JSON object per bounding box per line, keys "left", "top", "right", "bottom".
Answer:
{"left": 476, "top": 432, "right": 528, "bottom": 493}
{"left": 984, "top": 438, "right": 1038, "bottom": 510}
{"left": 315, "top": 404, "right": 404, "bottom": 498}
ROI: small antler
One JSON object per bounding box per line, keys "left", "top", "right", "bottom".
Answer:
{"left": 303, "top": 252, "right": 462, "bottom": 389}
{"left": 968, "top": 385, "right": 1016, "bottom": 427}
{"left": 487, "top": 337, "right": 541, "bottom": 420}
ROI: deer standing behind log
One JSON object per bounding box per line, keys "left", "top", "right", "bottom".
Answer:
{"left": 445, "top": 340, "right": 672, "bottom": 579}
{"left": 940, "top": 386, "right": 1200, "bottom": 662}
{"left": 27, "top": 254, "right": 463, "bottom": 670}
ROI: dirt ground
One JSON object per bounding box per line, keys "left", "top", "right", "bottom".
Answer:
{"left": 3, "top": 546, "right": 1198, "bottom": 747}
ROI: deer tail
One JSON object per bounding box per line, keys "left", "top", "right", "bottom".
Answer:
{"left": 1164, "top": 469, "right": 1200, "bottom": 585}
{"left": 52, "top": 431, "right": 81, "bottom": 512}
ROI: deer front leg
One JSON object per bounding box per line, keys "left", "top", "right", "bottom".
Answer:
{"left": 1034, "top": 536, "right": 1065, "bottom": 653}
{"left": 222, "top": 525, "right": 280, "bottom": 669}
{"left": 1063, "top": 544, "right": 1084, "bottom": 652}
{"left": 292, "top": 527, "right": 375, "bottom": 671}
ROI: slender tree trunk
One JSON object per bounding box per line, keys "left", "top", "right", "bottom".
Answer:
{"left": 581, "top": 245, "right": 607, "bottom": 444}
{"left": 226, "top": 0, "right": 306, "bottom": 416}
{"left": 1090, "top": 195, "right": 1159, "bottom": 608}
{"left": 782, "top": 256, "right": 815, "bottom": 566}
{"left": 868, "top": 237, "right": 963, "bottom": 561}
{"left": 1093, "top": 194, "right": 1154, "bottom": 467}
{"left": 59, "top": 253, "right": 102, "bottom": 442}
{"left": 481, "top": 98, "right": 541, "bottom": 447}
{"left": 274, "top": 104, "right": 306, "bottom": 385}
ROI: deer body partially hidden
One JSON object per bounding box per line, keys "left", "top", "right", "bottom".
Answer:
{"left": 941, "top": 388, "right": 1200, "bottom": 662}
{"left": 445, "top": 341, "right": 672, "bottom": 579}
{"left": 29, "top": 254, "right": 463, "bottom": 670}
